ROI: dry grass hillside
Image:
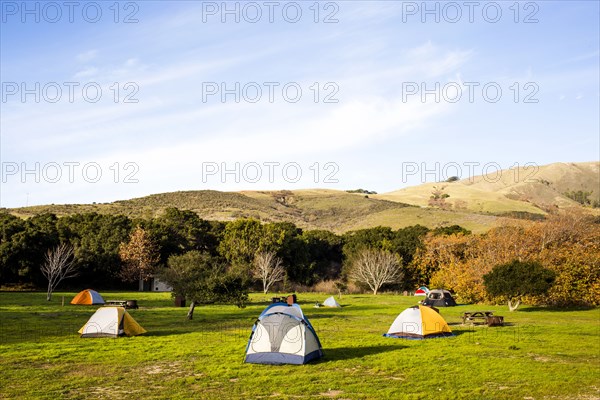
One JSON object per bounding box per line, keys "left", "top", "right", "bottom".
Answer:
{"left": 376, "top": 161, "right": 599, "bottom": 214}
{"left": 5, "top": 162, "right": 597, "bottom": 233}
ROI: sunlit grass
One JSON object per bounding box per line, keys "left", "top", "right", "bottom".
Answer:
{"left": 1, "top": 291, "right": 598, "bottom": 399}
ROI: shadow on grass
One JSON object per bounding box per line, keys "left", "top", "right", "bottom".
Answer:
{"left": 306, "top": 314, "right": 340, "bottom": 320}
{"left": 144, "top": 330, "right": 193, "bottom": 337}
{"left": 517, "top": 305, "right": 597, "bottom": 312}
{"left": 320, "top": 344, "right": 406, "bottom": 362}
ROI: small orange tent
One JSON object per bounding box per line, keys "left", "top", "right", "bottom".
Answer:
{"left": 71, "top": 289, "right": 105, "bottom": 305}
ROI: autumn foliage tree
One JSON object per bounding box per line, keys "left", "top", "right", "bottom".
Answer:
{"left": 412, "top": 212, "right": 600, "bottom": 306}
{"left": 119, "top": 226, "right": 160, "bottom": 287}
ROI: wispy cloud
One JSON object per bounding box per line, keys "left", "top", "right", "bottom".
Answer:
{"left": 1, "top": 2, "right": 598, "bottom": 207}
{"left": 73, "top": 67, "right": 99, "bottom": 79}
{"left": 76, "top": 50, "right": 98, "bottom": 63}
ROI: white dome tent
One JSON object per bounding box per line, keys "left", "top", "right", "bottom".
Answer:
{"left": 244, "top": 302, "right": 323, "bottom": 365}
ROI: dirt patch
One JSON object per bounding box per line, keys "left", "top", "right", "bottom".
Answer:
{"left": 67, "top": 364, "right": 110, "bottom": 377}
{"left": 320, "top": 390, "right": 343, "bottom": 397}
{"left": 70, "top": 385, "right": 145, "bottom": 399}
{"left": 140, "top": 361, "right": 184, "bottom": 376}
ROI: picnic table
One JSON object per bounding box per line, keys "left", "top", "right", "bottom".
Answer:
{"left": 104, "top": 300, "right": 138, "bottom": 309}
{"left": 105, "top": 300, "right": 128, "bottom": 307}
{"left": 462, "top": 311, "right": 494, "bottom": 324}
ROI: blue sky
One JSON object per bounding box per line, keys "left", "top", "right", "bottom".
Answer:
{"left": 1, "top": 1, "right": 598, "bottom": 207}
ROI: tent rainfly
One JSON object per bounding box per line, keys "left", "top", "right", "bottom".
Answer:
{"left": 78, "top": 307, "right": 146, "bottom": 338}
{"left": 323, "top": 296, "right": 341, "bottom": 308}
{"left": 384, "top": 305, "right": 453, "bottom": 339}
{"left": 414, "top": 286, "right": 429, "bottom": 296}
{"left": 245, "top": 303, "right": 323, "bottom": 365}
{"left": 71, "top": 289, "right": 105, "bottom": 305}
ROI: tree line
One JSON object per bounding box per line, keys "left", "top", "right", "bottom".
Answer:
{"left": 1, "top": 208, "right": 597, "bottom": 310}
{"left": 0, "top": 208, "right": 448, "bottom": 291}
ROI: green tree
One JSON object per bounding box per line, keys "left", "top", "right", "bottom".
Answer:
{"left": 13, "top": 214, "right": 60, "bottom": 286}
{"left": 262, "top": 222, "right": 307, "bottom": 284}
{"left": 432, "top": 225, "right": 471, "bottom": 236}
{"left": 145, "top": 208, "right": 221, "bottom": 263}
{"left": 300, "top": 229, "right": 343, "bottom": 283}
{"left": 342, "top": 226, "right": 396, "bottom": 262}
{"left": 58, "top": 213, "right": 132, "bottom": 288}
{"left": 218, "top": 219, "right": 263, "bottom": 271}
{"left": 483, "top": 260, "right": 555, "bottom": 311}
{"left": 159, "top": 251, "right": 248, "bottom": 319}
{"left": 563, "top": 190, "right": 592, "bottom": 206}
{"left": 342, "top": 225, "right": 429, "bottom": 289}
{"left": 0, "top": 213, "right": 27, "bottom": 285}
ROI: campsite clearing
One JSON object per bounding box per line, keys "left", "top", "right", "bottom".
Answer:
{"left": 0, "top": 292, "right": 598, "bottom": 399}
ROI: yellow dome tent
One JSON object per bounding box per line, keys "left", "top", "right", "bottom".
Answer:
{"left": 79, "top": 307, "right": 146, "bottom": 338}
{"left": 384, "top": 305, "right": 452, "bottom": 339}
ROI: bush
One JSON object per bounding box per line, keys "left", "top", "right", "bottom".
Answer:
{"left": 483, "top": 260, "right": 555, "bottom": 311}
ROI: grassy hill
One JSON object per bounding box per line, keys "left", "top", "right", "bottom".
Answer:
{"left": 6, "top": 189, "right": 500, "bottom": 233}
{"left": 5, "top": 162, "right": 597, "bottom": 233}
{"left": 375, "top": 161, "right": 599, "bottom": 214}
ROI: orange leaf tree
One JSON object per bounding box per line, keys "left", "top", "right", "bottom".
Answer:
{"left": 118, "top": 226, "right": 160, "bottom": 284}
{"left": 411, "top": 212, "right": 600, "bottom": 306}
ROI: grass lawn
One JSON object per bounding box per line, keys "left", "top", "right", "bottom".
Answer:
{"left": 1, "top": 291, "right": 599, "bottom": 399}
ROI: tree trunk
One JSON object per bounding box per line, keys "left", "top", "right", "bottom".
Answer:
{"left": 373, "top": 288, "right": 378, "bottom": 295}
{"left": 46, "top": 284, "right": 52, "bottom": 301}
{"left": 508, "top": 298, "right": 521, "bottom": 311}
{"left": 187, "top": 301, "right": 196, "bottom": 320}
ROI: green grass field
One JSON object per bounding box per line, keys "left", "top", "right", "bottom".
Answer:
{"left": 1, "top": 292, "right": 598, "bottom": 399}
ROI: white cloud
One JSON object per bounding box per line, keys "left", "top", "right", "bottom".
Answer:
{"left": 76, "top": 50, "right": 98, "bottom": 63}
{"left": 73, "top": 67, "right": 99, "bottom": 79}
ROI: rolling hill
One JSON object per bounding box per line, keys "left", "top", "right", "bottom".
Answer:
{"left": 4, "top": 162, "right": 598, "bottom": 234}
{"left": 376, "top": 161, "right": 599, "bottom": 214}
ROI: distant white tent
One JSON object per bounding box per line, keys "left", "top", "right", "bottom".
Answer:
{"left": 323, "top": 296, "right": 341, "bottom": 308}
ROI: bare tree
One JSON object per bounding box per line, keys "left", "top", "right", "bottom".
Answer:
{"left": 349, "top": 249, "right": 402, "bottom": 295}
{"left": 253, "top": 251, "right": 285, "bottom": 294}
{"left": 428, "top": 185, "right": 450, "bottom": 209}
{"left": 41, "top": 243, "right": 78, "bottom": 301}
